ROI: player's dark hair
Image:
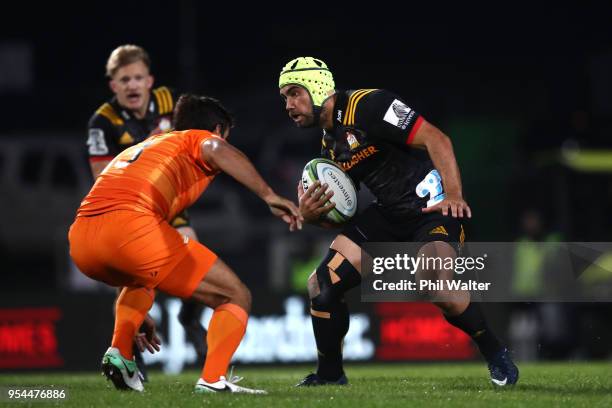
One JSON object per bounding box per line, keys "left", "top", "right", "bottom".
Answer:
{"left": 173, "top": 94, "right": 234, "bottom": 135}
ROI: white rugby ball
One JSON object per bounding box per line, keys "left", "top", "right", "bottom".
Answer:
{"left": 301, "top": 158, "right": 357, "bottom": 224}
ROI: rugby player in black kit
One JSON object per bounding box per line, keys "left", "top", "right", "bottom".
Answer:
{"left": 279, "top": 57, "right": 518, "bottom": 387}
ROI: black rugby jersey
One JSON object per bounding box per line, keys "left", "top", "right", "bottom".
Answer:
{"left": 322, "top": 89, "right": 446, "bottom": 217}
{"left": 86, "top": 86, "right": 190, "bottom": 227}
{"left": 86, "top": 86, "right": 177, "bottom": 161}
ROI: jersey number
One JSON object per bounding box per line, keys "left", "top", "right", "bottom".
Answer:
{"left": 416, "top": 169, "right": 446, "bottom": 207}
{"left": 113, "top": 141, "right": 153, "bottom": 169}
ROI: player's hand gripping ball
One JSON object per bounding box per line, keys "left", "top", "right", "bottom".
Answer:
{"left": 301, "top": 158, "right": 357, "bottom": 224}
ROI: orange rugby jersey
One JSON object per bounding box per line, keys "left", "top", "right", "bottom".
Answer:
{"left": 77, "top": 129, "right": 220, "bottom": 222}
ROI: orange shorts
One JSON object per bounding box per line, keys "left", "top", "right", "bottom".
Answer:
{"left": 68, "top": 210, "right": 217, "bottom": 298}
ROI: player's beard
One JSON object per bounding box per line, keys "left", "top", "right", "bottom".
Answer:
{"left": 297, "top": 112, "right": 318, "bottom": 128}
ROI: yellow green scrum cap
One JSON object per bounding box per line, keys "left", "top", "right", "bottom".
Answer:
{"left": 279, "top": 57, "right": 335, "bottom": 107}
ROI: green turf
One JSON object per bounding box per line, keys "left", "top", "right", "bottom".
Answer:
{"left": 1, "top": 363, "right": 611, "bottom": 407}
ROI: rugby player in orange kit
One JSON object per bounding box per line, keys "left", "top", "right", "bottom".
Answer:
{"left": 69, "top": 94, "right": 302, "bottom": 394}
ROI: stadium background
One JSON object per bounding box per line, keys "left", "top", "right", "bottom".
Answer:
{"left": 1, "top": 3, "right": 612, "bottom": 372}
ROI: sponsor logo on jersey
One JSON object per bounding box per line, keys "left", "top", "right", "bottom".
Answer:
{"left": 346, "top": 131, "right": 360, "bottom": 149}
{"left": 337, "top": 110, "right": 343, "bottom": 122}
{"left": 383, "top": 99, "right": 416, "bottom": 130}
{"left": 429, "top": 226, "right": 449, "bottom": 236}
{"left": 341, "top": 145, "right": 379, "bottom": 171}
{"left": 87, "top": 128, "right": 109, "bottom": 155}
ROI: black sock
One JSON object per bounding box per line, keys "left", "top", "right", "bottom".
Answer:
{"left": 444, "top": 302, "right": 503, "bottom": 360}
{"left": 311, "top": 300, "right": 349, "bottom": 381}
{"left": 178, "top": 300, "right": 204, "bottom": 326}
{"left": 179, "top": 300, "right": 207, "bottom": 365}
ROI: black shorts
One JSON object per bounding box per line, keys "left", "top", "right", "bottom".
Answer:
{"left": 341, "top": 204, "right": 466, "bottom": 253}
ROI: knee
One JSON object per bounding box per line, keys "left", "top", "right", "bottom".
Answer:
{"left": 242, "top": 284, "right": 252, "bottom": 313}
{"left": 311, "top": 285, "right": 338, "bottom": 312}
{"left": 420, "top": 279, "right": 457, "bottom": 304}
{"left": 307, "top": 272, "right": 319, "bottom": 300}
{"left": 228, "top": 282, "right": 251, "bottom": 314}
{"left": 434, "top": 300, "right": 455, "bottom": 314}
{"left": 309, "top": 267, "right": 340, "bottom": 313}
{"left": 308, "top": 272, "right": 339, "bottom": 313}
{"left": 309, "top": 249, "right": 361, "bottom": 312}
{"left": 435, "top": 298, "right": 470, "bottom": 316}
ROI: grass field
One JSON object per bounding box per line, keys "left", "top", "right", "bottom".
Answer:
{"left": 1, "top": 363, "right": 611, "bottom": 407}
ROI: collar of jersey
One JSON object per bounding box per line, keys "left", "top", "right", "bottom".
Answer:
{"left": 110, "top": 93, "right": 155, "bottom": 121}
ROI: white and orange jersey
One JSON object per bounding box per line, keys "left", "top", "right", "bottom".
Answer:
{"left": 77, "top": 129, "right": 220, "bottom": 222}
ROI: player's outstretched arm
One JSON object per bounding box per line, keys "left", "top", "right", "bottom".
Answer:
{"left": 411, "top": 121, "right": 472, "bottom": 218}
{"left": 201, "top": 138, "right": 303, "bottom": 231}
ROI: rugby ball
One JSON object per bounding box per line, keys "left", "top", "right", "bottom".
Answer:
{"left": 301, "top": 158, "right": 357, "bottom": 224}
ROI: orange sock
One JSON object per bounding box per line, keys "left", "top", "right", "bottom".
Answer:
{"left": 202, "top": 303, "right": 248, "bottom": 382}
{"left": 111, "top": 287, "right": 154, "bottom": 360}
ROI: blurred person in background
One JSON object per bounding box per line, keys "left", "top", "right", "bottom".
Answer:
{"left": 512, "top": 209, "right": 562, "bottom": 297}
{"left": 85, "top": 44, "right": 206, "bottom": 378}
{"left": 511, "top": 209, "right": 578, "bottom": 360}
